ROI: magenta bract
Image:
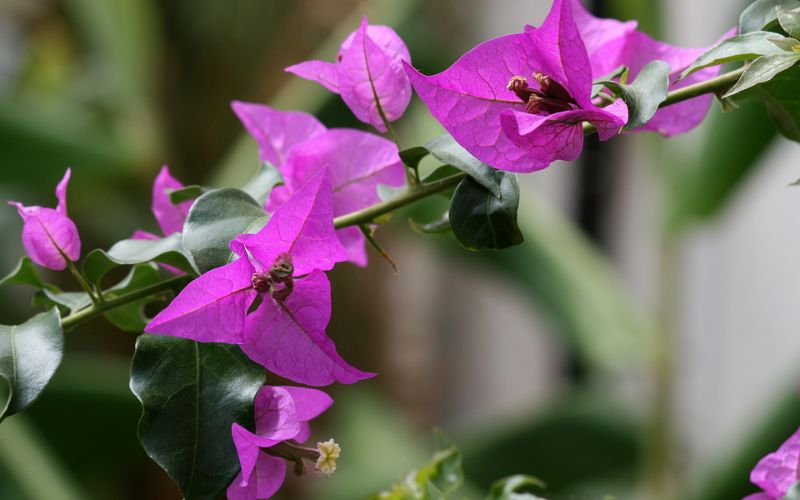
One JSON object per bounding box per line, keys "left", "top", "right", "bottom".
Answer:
{"left": 8, "top": 168, "right": 81, "bottom": 270}
{"left": 232, "top": 102, "right": 405, "bottom": 266}
{"left": 151, "top": 165, "right": 193, "bottom": 236}
{"left": 145, "top": 168, "right": 373, "bottom": 386}
{"left": 404, "top": 0, "right": 627, "bottom": 172}
{"left": 231, "top": 101, "right": 326, "bottom": 166}
{"left": 227, "top": 385, "right": 333, "bottom": 500}
{"left": 569, "top": 0, "right": 735, "bottom": 137}
{"left": 286, "top": 16, "right": 412, "bottom": 131}
{"left": 744, "top": 426, "right": 800, "bottom": 499}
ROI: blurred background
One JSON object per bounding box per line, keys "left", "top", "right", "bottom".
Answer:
{"left": 0, "top": 0, "right": 798, "bottom": 498}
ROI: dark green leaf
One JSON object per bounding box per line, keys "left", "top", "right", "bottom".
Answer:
{"left": 399, "top": 146, "right": 430, "bottom": 172}
{"left": 169, "top": 185, "right": 206, "bottom": 205}
{"left": 241, "top": 162, "right": 283, "bottom": 206}
{"left": 0, "top": 309, "right": 64, "bottom": 420}
{"left": 0, "top": 257, "right": 53, "bottom": 290}
{"left": 487, "top": 475, "right": 547, "bottom": 500}
{"left": 83, "top": 233, "right": 197, "bottom": 285}
{"left": 449, "top": 172, "right": 524, "bottom": 251}
{"left": 681, "top": 31, "right": 795, "bottom": 78}
{"left": 598, "top": 60, "right": 670, "bottom": 129}
{"left": 730, "top": 65, "right": 800, "bottom": 141}
{"left": 723, "top": 53, "right": 800, "bottom": 98}
{"left": 103, "top": 264, "right": 162, "bottom": 331}
{"left": 181, "top": 188, "right": 268, "bottom": 273}
{"left": 778, "top": 8, "right": 800, "bottom": 39}
{"left": 740, "top": 0, "right": 800, "bottom": 33}
{"left": 130, "top": 334, "right": 264, "bottom": 500}
{"left": 426, "top": 134, "right": 500, "bottom": 197}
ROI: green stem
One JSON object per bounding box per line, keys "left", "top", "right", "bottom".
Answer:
{"left": 334, "top": 173, "right": 465, "bottom": 229}
{"left": 660, "top": 66, "right": 746, "bottom": 107}
{"left": 67, "top": 261, "right": 100, "bottom": 305}
{"left": 61, "top": 274, "right": 190, "bottom": 329}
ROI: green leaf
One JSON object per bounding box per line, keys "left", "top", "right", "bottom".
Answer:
{"left": 778, "top": 8, "right": 800, "bottom": 39}
{"left": 449, "top": 172, "right": 524, "bottom": 251}
{"left": 181, "top": 188, "right": 268, "bottom": 273}
{"left": 723, "top": 53, "right": 800, "bottom": 98}
{"left": 0, "top": 309, "right": 64, "bottom": 420}
{"left": 426, "top": 134, "right": 501, "bottom": 197}
{"left": 241, "top": 162, "right": 283, "bottom": 206}
{"left": 680, "top": 31, "right": 795, "bottom": 78}
{"left": 487, "top": 475, "right": 547, "bottom": 500}
{"left": 399, "top": 146, "right": 430, "bottom": 171}
{"left": 102, "top": 264, "right": 162, "bottom": 331}
{"left": 130, "top": 334, "right": 265, "bottom": 500}
{"left": 598, "top": 60, "right": 670, "bottom": 129}
{"left": 169, "top": 185, "right": 206, "bottom": 205}
{"left": 0, "top": 257, "right": 52, "bottom": 290}
{"left": 730, "top": 65, "right": 800, "bottom": 141}
{"left": 83, "top": 233, "right": 197, "bottom": 285}
{"left": 740, "top": 0, "right": 800, "bottom": 33}
{"left": 369, "top": 433, "right": 463, "bottom": 500}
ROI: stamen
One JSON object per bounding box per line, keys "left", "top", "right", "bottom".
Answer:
{"left": 251, "top": 273, "right": 273, "bottom": 293}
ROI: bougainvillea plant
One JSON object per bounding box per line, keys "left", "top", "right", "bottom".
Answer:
{"left": 2, "top": 0, "right": 800, "bottom": 498}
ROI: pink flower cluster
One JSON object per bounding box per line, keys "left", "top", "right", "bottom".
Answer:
{"left": 6, "top": 3, "right": 740, "bottom": 498}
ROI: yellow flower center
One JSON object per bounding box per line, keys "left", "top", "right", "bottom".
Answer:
{"left": 315, "top": 439, "right": 341, "bottom": 476}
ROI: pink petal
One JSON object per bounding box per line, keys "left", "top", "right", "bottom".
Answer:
{"left": 9, "top": 204, "right": 81, "bottom": 270}
{"left": 152, "top": 166, "right": 191, "bottom": 236}
{"left": 253, "top": 386, "right": 303, "bottom": 438}
{"left": 226, "top": 453, "right": 286, "bottom": 500}
{"left": 144, "top": 257, "right": 257, "bottom": 343}
{"left": 337, "top": 226, "right": 368, "bottom": 267}
{"left": 281, "top": 129, "right": 405, "bottom": 216}
{"left": 232, "top": 167, "right": 347, "bottom": 276}
{"left": 284, "top": 60, "right": 340, "bottom": 94}
{"left": 567, "top": 0, "right": 638, "bottom": 77}
{"left": 279, "top": 386, "right": 333, "bottom": 422}
{"left": 742, "top": 494, "right": 775, "bottom": 500}
{"left": 498, "top": 106, "right": 625, "bottom": 171}
{"left": 525, "top": 0, "right": 594, "bottom": 108}
{"left": 231, "top": 101, "right": 326, "bottom": 166}
{"left": 337, "top": 17, "right": 411, "bottom": 131}
{"left": 55, "top": 168, "right": 71, "bottom": 215}
{"left": 242, "top": 269, "right": 375, "bottom": 386}
{"left": 750, "top": 427, "right": 800, "bottom": 498}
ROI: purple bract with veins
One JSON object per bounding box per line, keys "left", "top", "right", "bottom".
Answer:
{"left": 286, "top": 16, "right": 412, "bottom": 132}
{"left": 743, "top": 426, "right": 800, "bottom": 500}
{"left": 232, "top": 102, "right": 405, "bottom": 267}
{"left": 144, "top": 167, "right": 374, "bottom": 386}
{"left": 132, "top": 166, "right": 194, "bottom": 274}
{"left": 227, "top": 386, "right": 334, "bottom": 500}
{"left": 231, "top": 101, "right": 326, "bottom": 166}
{"left": 568, "top": 0, "right": 736, "bottom": 137}
{"left": 8, "top": 168, "right": 81, "bottom": 270}
{"left": 403, "top": 0, "right": 628, "bottom": 173}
